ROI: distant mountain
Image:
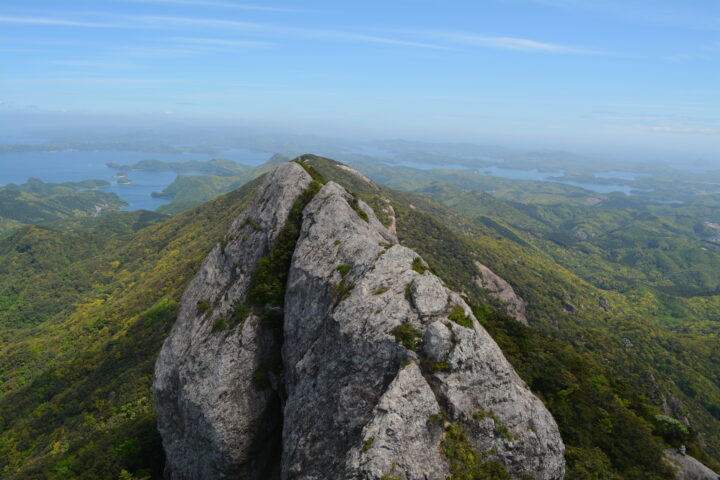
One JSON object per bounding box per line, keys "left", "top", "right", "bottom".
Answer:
{"left": 106, "top": 158, "right": 250, "bottom": 176}
{"left": 151, "top": 153, "right": 289, "bottom": 215}
{"left": 0, "top": 178, "right": 126, "bottom": 236}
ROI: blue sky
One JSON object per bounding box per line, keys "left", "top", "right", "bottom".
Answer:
{"left": 0, "top": 0, "right": 718, "bottom": 158}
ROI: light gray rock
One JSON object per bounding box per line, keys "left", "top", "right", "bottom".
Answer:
{"left": 153, "top": 163, "right": 565, "bottom": 480}
{"left": 423, "top": 321, "right": 453, "bottom": 363}
{"left": 282, "top": 180, "right": 565, "bottom": 479}
{"left": 153, "top": 162, "right": 312, "bottom": 479}
{"left": 666, "top": 449, "right": 719, "bottom": 480}
{"left": 345, "top": 363, "right": 448, "bottom": 480}
{"left": 474, "top": 261, "right": 529, "bottom": 325}
{"left": 411, "top": 275, "right": 449, "bottom": 317}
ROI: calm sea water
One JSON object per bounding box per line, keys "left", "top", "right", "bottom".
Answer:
{"left": 0, "top": 148, "right": 272, "bottom": 210}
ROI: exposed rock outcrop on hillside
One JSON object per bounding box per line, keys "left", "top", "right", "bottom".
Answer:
{"left": 474, "top": 261, "right": 529, "bottom": 325}
{"left": 153, "top": 162, "right": 312, "bottom": 479}
{"left": 666, "top": 450, "right": 719, "bottom": 480}
{"left": 153, "top": 161, "right": 565, "bottom": 479}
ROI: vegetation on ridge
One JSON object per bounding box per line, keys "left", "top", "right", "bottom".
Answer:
{"left": 0, "top": 156, "right": 718, "bottom": 479}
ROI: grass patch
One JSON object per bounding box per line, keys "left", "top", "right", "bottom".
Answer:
{"left": 350, "top": 194, "right": 370, "bottom": 223}
{"left": 212, "top": 317, "right": 227, "bottom": 332}
{"left": 247, "top": 181, "right": 322, "bottom": 308}
{"left": 441, "top": 423, "right": 511, "bottom": 480}
{"left": 432, "top": 362, "right": 451, "bottom": 372}
{"left": 231, "top": 300, "right": 251, "bottom": 327}
{"left": 196, "top": 300, "right": 210, "bottom": 316}
{"left": 293, "top": 159, "right": 327, "bottom": 184}
{"left": 448, "top": 304, "right": 473, "bottom": 328}
{"left": 411, "top": 257, "right": 428, "bottom": 274}
{"left": 373, "top": 286, "right": 390, "bottom": 295}
{"left": 333, "top": 278, "right": 355, "bottom": 303}
{"left": 362, "top": 437, "right": 374, "bottom": 452}
{"left": 428, "top": 411, "right": 447, "bottom": 426}
{"left": 242, "top": 217, "right": 260, "bottom": 232}
{"left": 336, "top": 263, "right": 352, "bottom": 276}
{"left": 473, "top": 409, "right": 517, "bottom": 441}
{"left": 390, "top": 323, "right": 423, "bottom": 351}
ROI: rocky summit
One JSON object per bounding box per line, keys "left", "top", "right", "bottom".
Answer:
{"left": 153, "top": 161, "right": 565, "bottom": 479}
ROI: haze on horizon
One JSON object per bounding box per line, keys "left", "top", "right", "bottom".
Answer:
{"left": 0, "top": 0, "right": 718, "bottom": 162}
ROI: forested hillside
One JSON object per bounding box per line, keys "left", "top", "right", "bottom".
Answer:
{"left": 0, "top": 156, "right": 717, "bottom": 479}
{"left": 0, "top": 179, "right": 126, "bottom": 236}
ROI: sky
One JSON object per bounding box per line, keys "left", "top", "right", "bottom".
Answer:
{"left": 0, "top": 0, "right": 718, "bottom": 159}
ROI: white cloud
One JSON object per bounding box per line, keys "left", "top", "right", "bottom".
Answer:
{"left": 421, "top": 32, "right": 602, "bottom": 54}
{"left": 169, "top": 37, "right": 273, "bottom": 47}
{"left": 0, "top": 16, "right": 118, "bottom": 28}
{"left": 117, "top": 0, "right": 304, "bottom": 13}
{"left": 0, "top": 13, "right": 591, "bottom": 53}
{"left": 135, "top": 15, "right": 448, "bottom": 49}
{"left": 50, "top": 60, "right": 140, "bottom": 69}
{"left": 647, "top": 125, "right": 719, "bottom": 134}
{"left": 597, "top": 113, "right": 720, "bottom": 135}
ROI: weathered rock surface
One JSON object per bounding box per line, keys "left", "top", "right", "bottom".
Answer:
{"left": 153, "top": 162, "right": 312, "bottom": 479}
{"left": 283, "top": 180, "right": 564, "bottom": 479}
{"left": 154, "top": 161, "right": 565, "bottom": 479}
{"left": 474, "top": 261, "right": 529, "bottom": 325}
{"left": 666, "top": 450, "right": 719, "bottom": 480}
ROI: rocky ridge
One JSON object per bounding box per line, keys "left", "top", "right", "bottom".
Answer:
{"left": 474, "top": 261, "right": 529, "bottom": 325}
{"left": 153, "top": 160, "right": 565, "bottom": 479}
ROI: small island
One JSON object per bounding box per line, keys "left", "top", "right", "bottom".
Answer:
{"left": 117, "top": 178, "right": 133, "bottom": 185}
{"left": 106, "top": 158, "right": 249, "bottom": 176}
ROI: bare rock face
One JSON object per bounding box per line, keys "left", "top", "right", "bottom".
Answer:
{"left": 152, "top": 162, "right": 312, "bottom": 479}
{"left": 666, "top": 450, "right": 719, "bottom": 480}
{"left": 154, "top": 162, "right": 565, "bottom": 480}
{"left": 283, "top": 181, "right": 564, "bottom": 479}
{"left": 474, "top": 261, "right": 529, "bottom": 325}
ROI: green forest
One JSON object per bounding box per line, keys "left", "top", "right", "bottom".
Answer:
{"left": 0, "top": 155, "right": 718, "bottom": 479}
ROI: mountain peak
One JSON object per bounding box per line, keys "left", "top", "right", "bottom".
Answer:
{"left": 153, "top": 161, "right": 565, "bottom": 479}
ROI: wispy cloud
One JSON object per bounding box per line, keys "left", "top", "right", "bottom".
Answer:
{"left": 135, "top": 15, "right": 449, "bottom": 49}
{"left": 647, "top": 125, "right": 719, "bottom": 135}
{"left": 597, "top": 113, "right": 720, "bottom": 135}
{"left": 117, "top": 0, "right": 304, "bottom": 13}
{"left": 50, "top": 59, "right": 140, "bottom": 69}
{"left": 169, "top": 37, "right": 273, "bottom": 47}
{"left": 315, "top": 32, "right": 449, "bottom": 50}
{"left": 0, "top": 13, "right": 588, "bottom": 53}
{"left": 420, "top": 31, "right": 602, "bottom": 54}
{"left": 0, "top": 15, "right": 118, "bottom": 28}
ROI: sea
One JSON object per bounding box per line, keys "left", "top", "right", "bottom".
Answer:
{"left": 0, "top": 148, "right": 272, "bottom": 211}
